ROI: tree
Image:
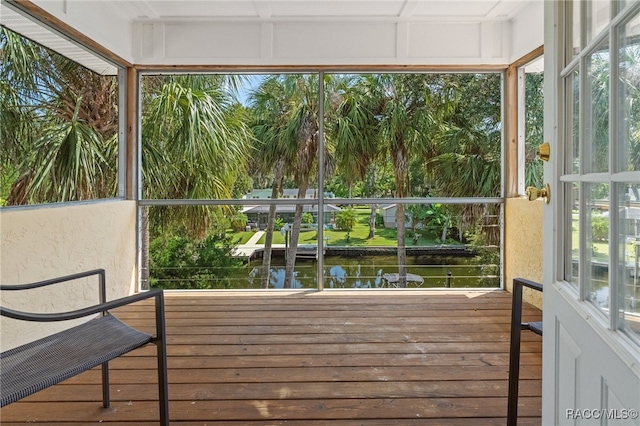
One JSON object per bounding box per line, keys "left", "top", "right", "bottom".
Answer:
{"left": 250, "top": 75, "right": 292, "bottom": 288}
{"left": 249, "top": 74, "right": 330, "bottom": 289}
{"left": 0, "top": 26, "right": 118, "bottom": 205}
{"left": 620, "top": 45, "right": 640, "bottom": 176}
{"left": 250, "top": 75, "right": 295, "bottom": 288}
{"left": 335, "top": 207, "right": 357, "bottom": 231}
{"left": 425, "top": 74, "right": 502, "bottom": 245}
{"left": 331, "top": 74, "right": 381, "bottom": 239}
{"left": 524, "top": 73, "right": 544, "bottom": 188}
{"left": 141, "top": 75, "right": 251, "bottom": 288}
{"left": 352, "top": 74, "right": 441, "bottom": 287}
{"left": 405, "top": 204, "right": 430, "bottom": 240}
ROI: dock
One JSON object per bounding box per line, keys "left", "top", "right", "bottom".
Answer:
{"left": 383, "top": 273, "right": 425, "bottom": 287}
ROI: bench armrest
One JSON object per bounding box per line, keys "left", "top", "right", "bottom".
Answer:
{"left": 1, "top": 269, "right": 108, "bottom": 306}
{"left": 0, "top": 289, "right": 163, "bottom": 322}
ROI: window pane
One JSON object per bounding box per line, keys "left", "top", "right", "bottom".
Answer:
{"left": 567, "top": 68, "right": 581, "bottom": 174}
{"left": 571, "top": 0, "right": 582, "bottom": 59}
{"left": 141, "top": 74, "right": 319, "bottom": 201}
{"left": 145, "top": 203, "right": 323, "bottom": 290}
{"left": 618, "top": 12, "right": 640, "bottom": 172}
{"left": 565, "top": 182, "right": 580, "bottom": 286}
{"left": 619, "top": 183, "right": 640, "bottom": 343}
{"left": 140, "top": 71, "right": 506, "bottom": 292}
{"left": 585, "top": 183, "right": 610, "bottom": 315}
{"left": 0, "top": 27, "right": 119, "bottom": 205}
{"left": 587, "top": 0, "right": 610, "bottom": 44}
{"left": 322, "top": 202, "right": 501, "bottom": 289}
{"left": 145, "top": 202, "right": 502, "bottom": 290}
{"left": 325, "top": 73, "right": 502, "bottom": 199}
{"left": 586, "top": 40, "right": 610, "bottom": 173}
{"left": 524, "top": 66, "right": 544, "bottom": 188}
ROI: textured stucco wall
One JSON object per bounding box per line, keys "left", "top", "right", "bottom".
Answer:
{"left": 504, "top": 197, "right": 544, "bottom": 309}
{"left": 0, "top": 200, "right": 137, "bottom": 351}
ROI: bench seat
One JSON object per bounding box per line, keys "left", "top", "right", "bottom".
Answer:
{"left": 1, "top": 314, "right": 152, "bottom": 406}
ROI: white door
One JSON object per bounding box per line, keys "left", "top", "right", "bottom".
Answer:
{"left": 542, "top": 1, "right": 640, "bottom": 424}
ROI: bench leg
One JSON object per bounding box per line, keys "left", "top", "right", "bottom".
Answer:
{"left": 101, "top": 361, "right": 110, "bottom": 408}
{"left": 507, "top": 281, "right": 524, "bottom": 426}
{"left": 155, "top": 293, "right": 169, "bottom": 425}
{"left": 157, "top": 342, "right": 169, "bottom": 425}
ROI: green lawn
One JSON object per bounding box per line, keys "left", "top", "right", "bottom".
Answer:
{"left": 570, "top": 211, "right": 615, "bottom": 263}
{"left": 229, "top": 231, "right": 255, "bottom": 245}
{"left": 250, "top": 206, "right": 461, "bottom": 247}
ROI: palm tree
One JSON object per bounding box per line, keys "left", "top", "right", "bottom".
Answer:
{"left": 0, "top": 26, "right": 118, "bottom": 205}
{"left": 425, "top": 74, "right": 502, "bottom": 245}
{"left": 140, "top": 75, "right": 251, "bottom": 288}
{"left": 524, "top": 72, "right": 544, "bottom": 188}
{"left": 353, "top": 74, "right": 440, "bottom": 287}
{"left": 249, "top": 74, "right": 330, "bottom": 288}
{"left": 2, "top": 28, "right": 253, "bottom": 289}
{"left": 331, "top": 74, "right": 381, "bottom": 239}
{"left": 250, "top": 75, "right": 290, "bottom": 288}
{"left": 620, "top": 43, "right": 640, "bottom": 183}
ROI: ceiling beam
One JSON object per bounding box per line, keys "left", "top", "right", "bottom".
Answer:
{"left": 254, "top": 0, "right": 272, "bottom": 19}
{"left": 133, "top": 63, "right": 507, "bottom": 73}
{"left": 6, "top": 0, "right": 132, "bottom": 67}
{"left": 399, "top": 0, "right": 419, "bottom": 19}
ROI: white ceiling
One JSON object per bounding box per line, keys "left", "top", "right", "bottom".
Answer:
{"left": 1, "top": 0, "right": 539, "bottom": 73}
{"left": 123, "top": 0, "right": 533, "bottom": 21}
{"left": 1, "top": 3, "right": 118, "bottom": 75}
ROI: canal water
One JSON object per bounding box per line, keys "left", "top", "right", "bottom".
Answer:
{"left": 229, "top": 254, "right": 500, "bottom": 289}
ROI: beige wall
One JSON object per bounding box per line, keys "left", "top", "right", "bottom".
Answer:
{"left": 0, "top": 200, "right": 137, "bottom": 351}
{"left": 504, "top": 197, "right": 544, "bottom": 309}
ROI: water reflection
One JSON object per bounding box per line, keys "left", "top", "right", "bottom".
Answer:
{"left": 242, "top": 254, "right": 498, "bottom": 289}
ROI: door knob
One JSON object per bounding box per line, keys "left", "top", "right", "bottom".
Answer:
{"left": 526, "top": 183, "right": 551, "bottom": 204}
{"left": 536, "top": 142, "right": 550, "bottom": 161}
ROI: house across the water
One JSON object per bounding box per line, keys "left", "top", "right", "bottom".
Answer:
{"left": 242, "top": 189, "right": 340, "bottom": 228}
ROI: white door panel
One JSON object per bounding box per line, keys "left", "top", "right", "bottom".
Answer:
{"left": 546, "top": 283, "right": 639, "bottom": 425}
{"left": 542, "top": 1, "right": 640, "bottom": 425}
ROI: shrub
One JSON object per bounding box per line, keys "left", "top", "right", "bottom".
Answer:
{"left": 149, "top": 233, "right": 244, "bottom": 289}
{"left": 336, "top": 207, "right": 357, "bottom": 231}
{"left": 302, "top": 212, "right": 314, "bottom": 224}
{"left": 591, "top": 213, "right": 608, "bottom": 241}
{"left": 229, "top": 213, "right": 248, "bottom": 231}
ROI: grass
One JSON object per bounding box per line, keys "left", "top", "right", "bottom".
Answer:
{"left": 249, "top": 206, "right": 462, "bottom": 247}
{"left": 570, "top": 211, "right": 610, "bottom": 263}
{"left": 229, "top": 231, "right": 256, "bottom": 245}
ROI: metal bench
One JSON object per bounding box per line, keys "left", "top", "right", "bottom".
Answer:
{"left": 0, "top": 269, "right": 169, "bottom": 425}
{"left": 507, "top": 277, "right": 543, "bottom": 426}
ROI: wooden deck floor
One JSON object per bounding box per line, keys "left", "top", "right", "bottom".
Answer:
{"left": 1, "top": 290, "right": 543, "bottom": 425}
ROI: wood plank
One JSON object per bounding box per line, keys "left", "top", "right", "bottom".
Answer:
{"left": 107, "top": 352, "right": 542, "bottom": 368}
{"left": 1, "top": 419, "right": 543, "bottom": 426}
{"left": 125, "top": 67, "right": 138, "bottom": 199}
{"left": 1, "top": 397, "right": 542, "bottom": 422}
{"left": 116, "top": 313, "right": 540, "bottom": 325}
{"left": 115, "top": 308, "right": 539, "bottom": 319}
{"left": 160, "top": 341, "right": 542, "bottom": 356}
{"left": 134, "top": 64, "right": 508, "bottom": 72}
{"left": 157, "top": 332, "right": 542, "bottom": 345}
{"left": 119, "top": 323, "right": 535, "bottom": 334}
{"left": 59, "top": 364, "right": 543, "bottom": 385}
{"left": 24, "top": 380, "right": 542, "bottom": 402}
{"left": 157, "top": 303, "right": 532, "bottom": 311}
